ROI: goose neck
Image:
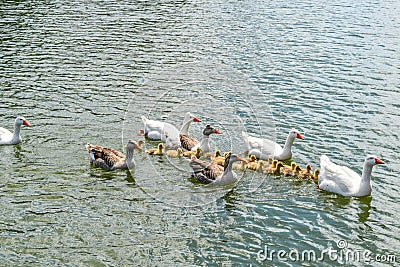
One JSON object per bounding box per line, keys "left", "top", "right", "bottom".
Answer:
{"left": 361, "top": 162, "right": 374, "bottom": 182}
{"left": 179, "top": 120, "right": 191, "bottom": 135}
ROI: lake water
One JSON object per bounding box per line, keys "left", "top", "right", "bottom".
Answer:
{"left": 1, "top": 0, "right": 399, "bottom": 266}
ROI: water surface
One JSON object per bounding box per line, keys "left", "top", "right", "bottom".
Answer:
{"left": 1, "top": 0, "right": 399, "bottom": 266}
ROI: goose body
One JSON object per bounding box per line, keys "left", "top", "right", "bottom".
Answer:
{"left": 189, "top": 153, "right": 245, "bottom": 186}
{"left": 86, "top": 140, "right": 141, "bottom": 170}
{"left": 242, "top": 129, "right": 304, "bottom": 161}
{"left": 318, "top": 155, "right": 385, "bottom": 197}
{"left": 0, "top": 117, "right": 31, "bottom": 145}
{"left": 181, "top": 124, "right": 220, "bottom": 152}
{"left": 141, "top": 112, "right": 200, "bottom": 148}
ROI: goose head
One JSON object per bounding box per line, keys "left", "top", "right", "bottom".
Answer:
{"left": 203, "top": 124, "right": 221, "bottom": 136}
{"left": 184, "top": 112, "right": 201, "bottom": 123}
{"left": 15, "top": 116, "right": 31, "bottom": 127}
{"left": 224, "top": 152, "right": 245, "bottom": 169}
{"left": 365, "top": 155, "right": 385, "bottom": 166}
{"left": 126, "top": 140, "right": 142, "bottom": 151}
{"left": 289, "top": 128, "right": 304, "bottom": 140}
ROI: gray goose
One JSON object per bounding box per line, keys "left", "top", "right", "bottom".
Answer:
{"left": 189, "top": 152, "right": 245, "bottom": 186}
{"left": 180, "top": 124, "right": 221, "bottom": 152}
{"left": 86, "top": 140, "right": 142, "bottom": 170}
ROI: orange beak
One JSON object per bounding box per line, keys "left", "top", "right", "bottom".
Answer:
{"left": 23, "top": 120, "right": 31, "bottom": 126}
{"left": 193, "top": 117, "right": 201, "bottom": 122}
{"left": 296, "top": 133, "right": 304, "bottom": 140}
{"left": 375, "top": 158, "right": 385, "bottom": 164}
{"left": 137, "top": 129, "right": 145, "bottom": 136}
{"left": 237, "top": 156, "right": 245, "bottom": 162}
{"left": 214, "top": 128, "right": 221, "bottom": 134}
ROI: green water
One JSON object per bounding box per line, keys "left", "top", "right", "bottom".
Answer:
{"left": 1, "top": 0, "right": 399, "bottom": 266}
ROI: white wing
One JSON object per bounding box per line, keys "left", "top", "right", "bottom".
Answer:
{"left": 0, "top": 127, "right": 13, "bottom": 143}
{"left": 242, "top": 131, "right": 283, "bottom": 157}
{"left": 141, "top": 116, "right": 179, "bottom": 142}
{"left": 319, "top": 155, "right": 361, "bottom": 196}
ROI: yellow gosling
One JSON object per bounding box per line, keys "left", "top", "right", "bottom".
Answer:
{"left": 183, "top": 147, "right": 202, "bottom": 158}
{"left": 212, "top": 150, "right": 226, "bottom": 166}
{"left": 313, "top": 169, "right": 320, "bottom": 180}
{"left": 146, "top": 143, "right": 164, "bottom": 155}
{"left": 263, "top": 160, "right": 278, "bottom": 174}
{"left": 281, "top": 162, "right": 297, "bottom": 176}
{"left": 299, "top": 164, "right": 313, "bottom": 179}
{"left": 292, "top": 165, "right": 302, "bottom": 178}
{"left": 166, "top": 148, "right": 183, "bottom": 158}
{"left": 232, "top": 160, "right": 247, "bottom": 170}
{"left": 271, "top": 162, "right": 284, "bottom": 175}
{"left": 246, "top": 155, "right": 259, "bottom": 170}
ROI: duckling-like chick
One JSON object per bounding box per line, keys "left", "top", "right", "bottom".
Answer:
{"left": 299, "top": 164, "right": 313, "bottom": 179}
{"left": 146, "top": 143, "right": 164, "bottom": 155}
{"left": 232, "top": 160, "right": 247, "bottom": 170}
{"left": 313, "top": 169, "right": 320, "bottom": 180}
{"left": 212, "top": 150, "right": 225, "bottom": 166}
{"left": 183, "top": 146, "right": 202, "bottom": 158}
{"left": 166, "top": 147, "right": 183, "bottom": 158}
{"left": 292, "top": 165, "right": 302, "bottom": 178}
{"left": 246, "top": 155, "right": 260, "bottom": 171}
{"left": 263, "top": 160, "right": 278, "bottom": 174}
{"left": 137, "top": 140, "right": 145, "bottom": 150}
{"left": 281, "top": 162, "right": 297, "bottom": 176}
{"left": 265, "top": 162, "right": 284, "bottom": 175}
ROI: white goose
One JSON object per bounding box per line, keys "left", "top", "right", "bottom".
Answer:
{"left": 189, "top": 152, "right": 245, "bottom": 186}
{"left": 242, "top": 129, "right": 304, "bottom": 161}
{"left": 318, "top": 155, "right": 385, "bottom": 197}
{"left": 86, "top": 140, "right": 142, "bottom": 171}
{"left": 141, "top": 112, "right": 201, "bottom": 148}
{"left": 0, "top": 116, "right": 31, "bottom": 145}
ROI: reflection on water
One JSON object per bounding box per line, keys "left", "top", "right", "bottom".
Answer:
{"left": 357, "top": 196, "right": 372, "bottom": 223}
{"left": 1, "top": 0, "right": 399, "bottom": 265}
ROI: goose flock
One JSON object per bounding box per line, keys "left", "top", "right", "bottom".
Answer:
{"left": 1, "top": 115, "right": 385, "bottom": 197}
